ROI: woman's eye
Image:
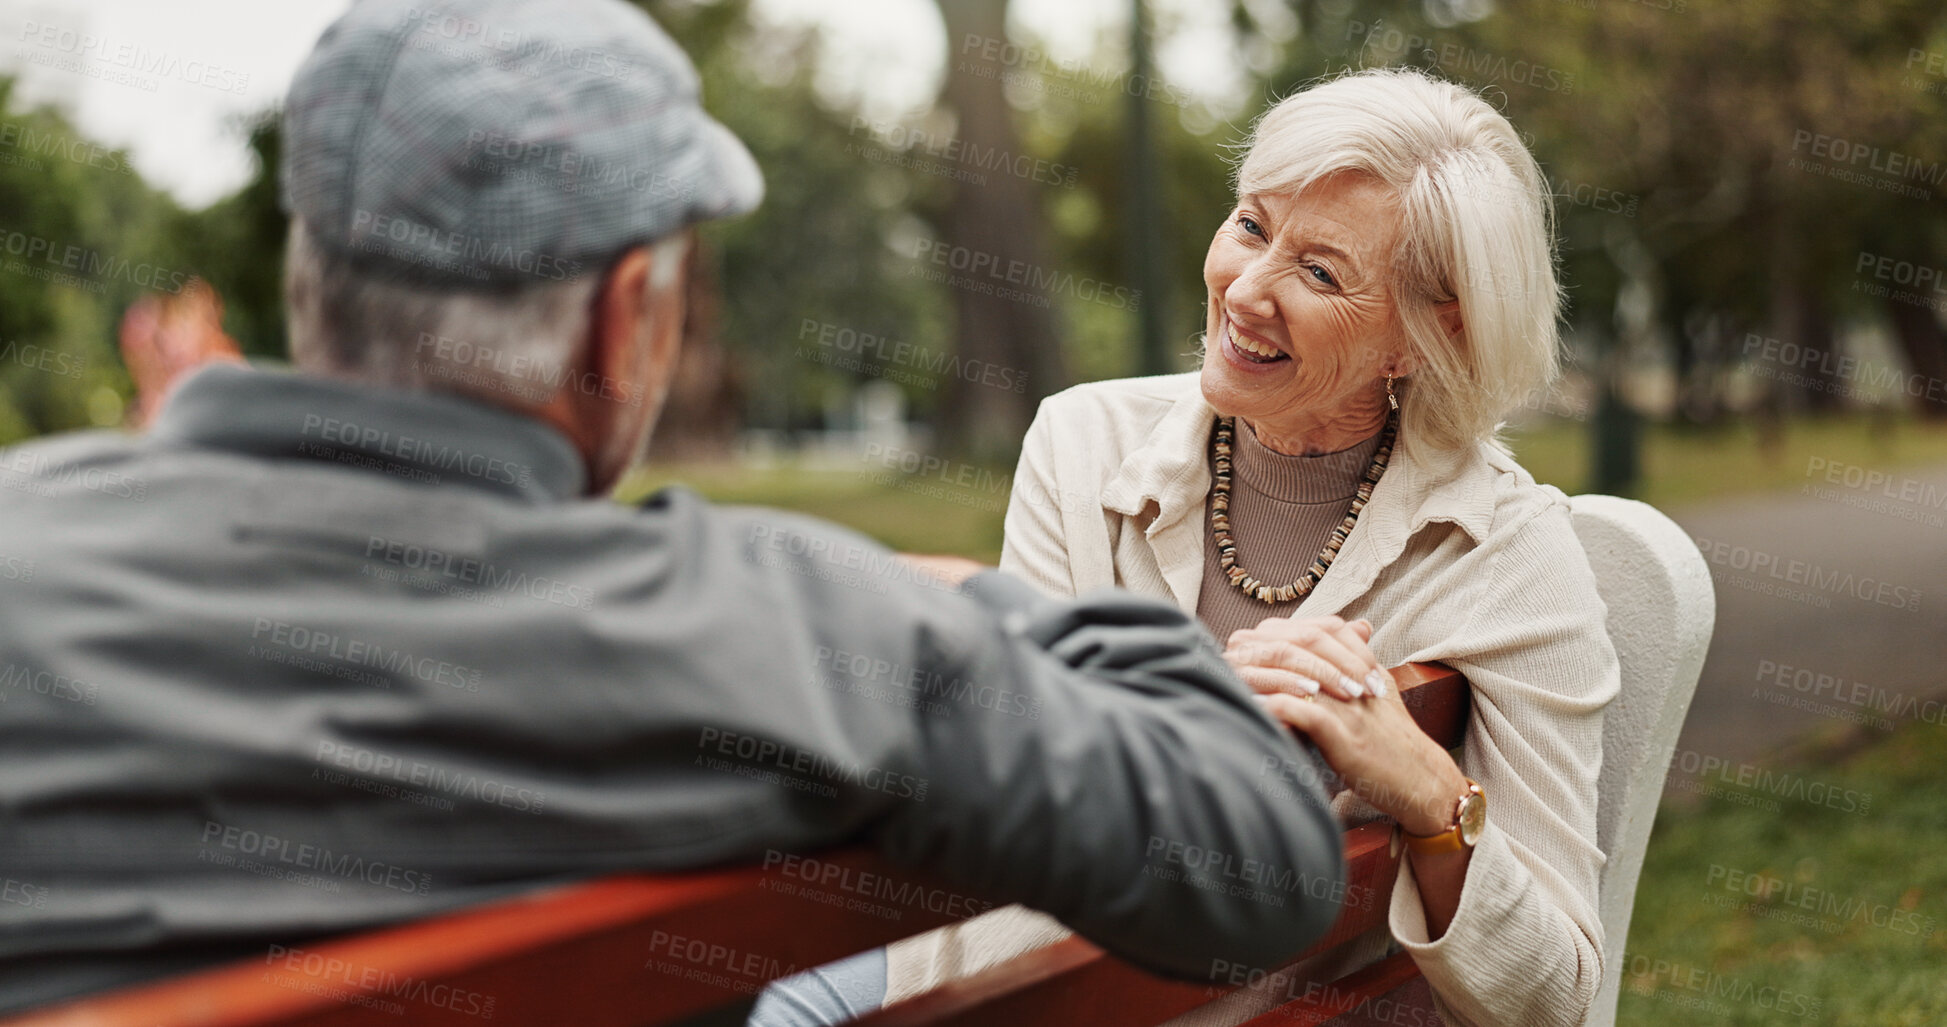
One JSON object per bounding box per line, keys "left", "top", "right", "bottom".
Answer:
{"left": 1308, "top": 264, "right": 1337, "bottom": 287}
{"left": 1237, "top": 214, "right": 1265, "bottom": 238}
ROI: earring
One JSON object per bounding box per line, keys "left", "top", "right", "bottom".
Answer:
{"left": 1385, "top": 373, "right": 1399, "bottom": 412}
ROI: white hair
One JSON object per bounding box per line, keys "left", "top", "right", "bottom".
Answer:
{"left": 284, "top": 220, "right": 688, "bottom": 404}
{"left": 1235, "top": 67, "right": 1562, "bottom": 460}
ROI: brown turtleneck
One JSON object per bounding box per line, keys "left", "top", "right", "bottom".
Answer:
{"left": 1196, "top": 419, "right": 1386, "bottom": 642}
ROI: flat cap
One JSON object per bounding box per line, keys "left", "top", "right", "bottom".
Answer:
{"left": 281, "top": 0, "right": 762, "bottom": 286}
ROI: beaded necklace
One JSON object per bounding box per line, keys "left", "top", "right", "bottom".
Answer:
{"left": 1209, "top": 413, "right": 1397, "bottom": 604}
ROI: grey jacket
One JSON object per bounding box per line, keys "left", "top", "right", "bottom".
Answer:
{"left": 0, "top": 364, "right": 1343, "bottom": 1013}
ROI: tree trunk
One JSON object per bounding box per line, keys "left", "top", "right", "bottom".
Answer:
{"left": 932, "top": 0, "right": 1066, "bottom": 461}
{"left": 1883, "top": 296, "right": 1947, "bottom": 420}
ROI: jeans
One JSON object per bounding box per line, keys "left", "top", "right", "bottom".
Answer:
{"left": 745, "top": 947, "right": 888, "bottom": 1027}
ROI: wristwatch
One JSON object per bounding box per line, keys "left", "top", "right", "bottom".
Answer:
{"left": 1395, "top": 778, "right": 1486, "bottom": 857}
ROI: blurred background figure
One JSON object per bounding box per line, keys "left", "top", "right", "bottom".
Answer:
{"left": 118, "top": 280, "right": 242, "bottom": 429}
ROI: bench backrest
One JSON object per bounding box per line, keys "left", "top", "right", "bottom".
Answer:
{"left": 1568, "top": 494, "right": 1714, "bottom": 1027}
{"left": 5, "top": 666, "right": 1468, "bottom": 1027}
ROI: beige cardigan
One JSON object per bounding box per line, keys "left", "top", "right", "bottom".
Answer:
{"left": 885, "top": 373, "right": 1619, "bottom": 1027}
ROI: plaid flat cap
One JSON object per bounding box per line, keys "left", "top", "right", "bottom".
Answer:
{"left": 281, "top": 0, "right": 762, "bottom": 287}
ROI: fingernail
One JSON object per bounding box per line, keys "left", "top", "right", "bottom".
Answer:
{"left": 1339, "top": 675, "right": 1365, "bottom": 698}
{"left": 1294, "top": 675, "right": 1321, "bottom": 696}
{"left": 1365, "top": 668, "right": 1389, "bottom": 698}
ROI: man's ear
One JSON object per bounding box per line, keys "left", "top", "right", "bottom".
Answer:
{"left": 591, "top": 246, "right": 654, "bottom": 390}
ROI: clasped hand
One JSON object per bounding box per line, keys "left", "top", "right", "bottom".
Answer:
{"left": 1225, "top": 615, "right": 1468, "bottom": 838}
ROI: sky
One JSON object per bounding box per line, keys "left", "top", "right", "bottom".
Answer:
{"left": 0, "top": 0, "right": 1241, "bottom": 210}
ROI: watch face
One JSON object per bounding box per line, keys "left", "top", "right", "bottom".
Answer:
{"left": 1458, "top": 788, "right": 1487, "bottom": 846}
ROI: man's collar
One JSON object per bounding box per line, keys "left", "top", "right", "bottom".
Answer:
{"left": 148, "top": 363, "right": 587, "bottom": 502}
{"left": 1099, "top": 375, "right": 1497, "bottom": 549}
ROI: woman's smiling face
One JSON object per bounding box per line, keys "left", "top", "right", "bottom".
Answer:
{"left": 1199, "top": 172, "right": 1413, "bottom": 454}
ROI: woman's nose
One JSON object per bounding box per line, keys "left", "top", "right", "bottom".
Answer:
{"left": 1224, "top": 259, "right": 1279, "bottom": 323}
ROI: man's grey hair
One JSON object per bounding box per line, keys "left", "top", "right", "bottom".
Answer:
{"left": 284, "top": 220, "right": 688, "bottom": 404}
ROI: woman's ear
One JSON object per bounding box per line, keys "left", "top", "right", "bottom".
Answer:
{"left": 1434, "top": 299, "right": 1464, "bottom": 342}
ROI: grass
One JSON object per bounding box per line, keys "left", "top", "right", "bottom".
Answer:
{"left": 621, "top": 413, "right": 1947, "bottom": 562}
{"left": 1506, "top": 411, "right": 1947, "bottom": 510}
{"left": 617, "top": 461, "right": 1009, "bottom": 562}
{"left": 1619, "top": 719, "right": 1947, "bottom": 1025}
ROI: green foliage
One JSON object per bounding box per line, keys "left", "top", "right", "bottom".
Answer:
{"left": 644, "top": 0, "right": 953, "bottom": 431}
{"left": 0, "top": 76, "right": 186, "bottom": 443}
{"left": 1621, "top": 718, "right": 1947, "bottom": 1025}
{"left": 173, "top": 114, "right": 289, "bottom": 360}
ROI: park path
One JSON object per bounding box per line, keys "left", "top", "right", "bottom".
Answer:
{"left": 1662, "top": 459, "right": 1947, "bottom": 766}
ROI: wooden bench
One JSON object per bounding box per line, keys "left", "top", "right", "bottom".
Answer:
{"left": 5, "top": 665, "right": 1467, "bottom": 1027}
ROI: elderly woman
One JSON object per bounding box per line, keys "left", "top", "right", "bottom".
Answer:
{"left": 879, "top": 68, "right": 1619, "bottom": 1027}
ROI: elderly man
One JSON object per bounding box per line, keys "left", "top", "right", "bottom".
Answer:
{"left": 0, "top": 0, "right": 1345, "bottom": 1017}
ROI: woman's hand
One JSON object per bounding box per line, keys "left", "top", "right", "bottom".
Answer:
{"left": 1226, "top": 617, "right": 1467, "bottom": 836}
{"left": 1224, "top": 615, "right": 1392, "bottom": 701}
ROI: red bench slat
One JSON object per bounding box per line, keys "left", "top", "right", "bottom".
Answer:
{"left": 8, "top": 664, "right": 1467, "bottom": 1027}
{"left": 6, "top": 850, "right": 965, "bottom": 1027}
